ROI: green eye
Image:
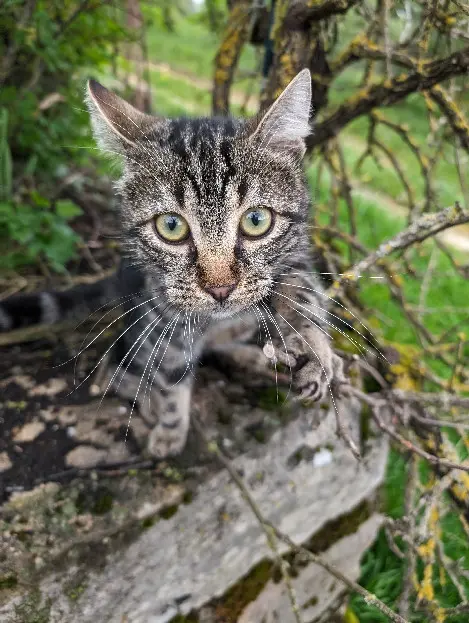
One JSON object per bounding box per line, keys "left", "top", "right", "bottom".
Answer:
{"left": 155, "top": 213, "right": 190, "bottom": 243}
{"left": 240, "top": 207, "right": 272, "bottom": 238}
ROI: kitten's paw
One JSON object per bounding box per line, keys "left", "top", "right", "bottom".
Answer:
{"left": 147, "top": 423, "right": 188, "bottom": 459}
{"left": 294, "top": 360, "right": 331, "bottom": 402}
{"left": 280, "top": 333, "right": 344, "bottom": 403}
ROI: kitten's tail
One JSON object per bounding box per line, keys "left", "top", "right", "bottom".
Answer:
{"left": 0, "top": 274, "right": 119, "bottom": 333}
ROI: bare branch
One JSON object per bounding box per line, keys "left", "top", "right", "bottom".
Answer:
{"left": 328, "top": 203, "right": 469, "bottom": 296}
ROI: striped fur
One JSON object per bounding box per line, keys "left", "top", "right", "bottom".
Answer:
{"left": 1, "top": 70, "right": 344, "bottom": 457}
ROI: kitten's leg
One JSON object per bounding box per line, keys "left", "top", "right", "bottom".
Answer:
{"left": 202, "top": 314, "right": 285, "bottom": 380}
{"left": 146, "top": 376, "right": 192, "bottom": 458}
{"left": 106, "top": 326, "right": 196, "bottom": 458}
{"left": 109, "top": 365, "right": 193, "bottom": 458}
{"left": 270, "top": 268, "right": 346, "bottom": 401}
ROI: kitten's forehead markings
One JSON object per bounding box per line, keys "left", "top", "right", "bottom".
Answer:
{"left": 213, "top": 130, "right": 227, "bottom": 195}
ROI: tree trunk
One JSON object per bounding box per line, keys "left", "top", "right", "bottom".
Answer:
{"left": 260, "top": 1, "right": 331, "bottom": 114}
{"left": 212, "top": 0, "right": 332, "bottom": 117}
{"left": 124, "top": 0, "right": 151, "bottom": 113}
{"left": 212, "top": 0, "right": 252, "bottom": 114}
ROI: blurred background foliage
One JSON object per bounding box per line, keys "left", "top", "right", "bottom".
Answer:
{"left": 1, "top": 1, "right": 469, "bottom": 621}
{"left": 0, "top": 0, "right": 129, "bottom": 270}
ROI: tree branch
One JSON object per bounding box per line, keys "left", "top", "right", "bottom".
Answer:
{"left": 285, "top": 0, "right": 360, "bottom": 29}
{"left": 309, "top": 46, "right": 469, "bottom": 148}
{"left": 328, "top": 203, "right": 469, "bottom": 296}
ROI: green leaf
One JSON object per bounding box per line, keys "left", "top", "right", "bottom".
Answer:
{"left": 29, "top": 190, "right": 49, "bottom": 208}
{"left": 55, "top": 199, "right": 82, "bottom": 220}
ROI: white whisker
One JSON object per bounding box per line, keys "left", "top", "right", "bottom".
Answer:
{"left": 260, "top": 302, "right": 293, "bottom": 401}
{"left": 66, "top": 301, "right": 162, "bottom": 396}
{"left": 273, "top": 279, "right": 389, "bottom": 364}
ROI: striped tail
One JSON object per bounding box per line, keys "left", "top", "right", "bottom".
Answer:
{"left": 0, "top": 275, "right": 119, "bottom": 332}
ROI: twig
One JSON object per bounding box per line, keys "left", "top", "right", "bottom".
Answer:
{"left": 417, "top": 246, "right": 438, "bottom": 324}
{"left": 268, "top": 524, "right": 409, "bottom": 623}
{"left": 193, "top": 413, "right": 409, "bottom": 623}
{"left": 34, "top": 457, "right": 156, "bottom": 485}
{"left": 309, "top": 46, "right": 469, "bottom": 149}
{"left": 398, "top": 454, "right": 418, "bottom": 618}
{"left": 345, "top": 386, "right": 469, "bottom": 472}
{"left": 192, "top": 414, "right": 303, "bottom": 623}
{"left": 390, "top": 390, "right": 469, "bottom": 409}
{"left": 328, "top": 203, "right": 469, "bottom": 297}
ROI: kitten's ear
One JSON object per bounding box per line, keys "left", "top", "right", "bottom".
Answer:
{"left": 86, "top": 79, "right": 157, "bottom": 153}
{"left": 249, "top": 69, "right": 312, "bottom": 157}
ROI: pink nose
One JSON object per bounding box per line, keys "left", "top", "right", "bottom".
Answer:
{"left": 205, "top": 283, "right": 237, "bottom": 302}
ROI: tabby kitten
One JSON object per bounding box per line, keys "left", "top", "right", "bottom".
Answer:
{"left": 0, "top": 69, "right": 344, "bottom": 458}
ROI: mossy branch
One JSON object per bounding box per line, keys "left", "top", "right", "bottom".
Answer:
{"left": 284, "top": 0, "right": 360, "bottom": 29}
{"left": 328, "top": 203, "right": 469, "bottom": 297}
{"left": 309, "top": 46, "right": 469, "bottom": 149}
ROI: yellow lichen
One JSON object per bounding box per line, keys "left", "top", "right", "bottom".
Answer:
{"left": 417, "top": 563, "right": 435, "bottom": 601}
{"left": 435, "top": 607, "right": 446, "bottom": 623}
{"left": 429, "top": 505, "right": 439, "bottom": 532}
{"left": 418, "top": 537, "right": 435, "bottom": 559}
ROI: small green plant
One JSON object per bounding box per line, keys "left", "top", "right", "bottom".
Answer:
{"left": 0, "top": 195, "right": 82, "bottom": 273}
{"left": 0, "top": 108, "right": 12, "bottom": 201}
{"left": 0, "top": 0, "right": 131, "bottom": 272}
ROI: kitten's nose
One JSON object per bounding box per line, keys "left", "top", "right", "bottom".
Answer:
{"left": 204, "top": 282, "right": 237, "bottom": 302}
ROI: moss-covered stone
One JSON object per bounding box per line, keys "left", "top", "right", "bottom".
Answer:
{"left": 141, "top": 515, "right": 159, "bottom": 530}
{"left": 251, "top": 428, "right": 267, "bottom": 443}
{"left": 179, "top": 500, "right": 374, "bottom": 622}
{"left": 0, "top": 573, "right": 18, "bottom": 591}
{"left": 210, "top": 560, "right": 272, "bottom": 623}
{"left": 169, "top": 614, "right": 199, "bottom": 623}
{"left": 302, "top": 594, "right": 319, "bottom": 608}
{"left": 256, "top": 386, "right": 288, "bottom": 411}
{"left": 63, "top": 570, "right": 88, "bottom": 603}
{"left": 182, "top": 490, "right": 193, "bottom": 505}
{"left": 8, "top": 589, "right": 51, "bottom": 623}
{"left": 92, "top": 491, "right": 114, "bottom": 515}
{"left": 305, "top": 500, "right": 372, "bottom": 555}
{"left": 160, "top": 504, "right": 179, "bottom": 520}
{"left": 359, "top": 403, "right": 373, "bottom": 451}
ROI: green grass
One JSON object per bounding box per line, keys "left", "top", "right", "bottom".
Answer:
{"left": 150, "top": 70, "right": 213, "bottom": 116}
{"left": 310, "top": 166, "right": 469, "bottom": 349}
{"left": 146, "top": 15, "right": 219, "bottom": 77}
{"left": 144, "top": 9, "right": 256, "bottom": 81}
{"left": 148, "top": 68, "right": 248, "bottom": 118}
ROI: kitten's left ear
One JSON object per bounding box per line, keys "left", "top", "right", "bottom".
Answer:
{"left": 86, "top": 79, "right": 159, "bottom": 154}
{"left": 249, "top": 69, "right": 312, "bottom": 157}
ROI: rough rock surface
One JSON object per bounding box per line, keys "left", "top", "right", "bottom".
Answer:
{"left": 1, "top": 396, "right": 387, "bottom": 622}
{"left": 0, "top": 451, "right": 12, "bottom": 472}
{"left": 0, "top": 328, "right": 389, "bottom": 623}
{"left": 12, "top": 420, "right": 45, "bottom": 442}
{"left": 238, "top": 514, "right": 383, "bottom": 623}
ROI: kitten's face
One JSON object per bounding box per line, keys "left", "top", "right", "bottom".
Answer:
{"left": 120, "top": 119, "right": 310, "bottom": 318}
{"left": 87, "top": 71, "right": 312, "bottom": 318}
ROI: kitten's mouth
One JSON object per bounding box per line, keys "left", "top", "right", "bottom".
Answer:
{"left": 188, "top": 295, "right": 250, "bottom": 319}
{"left": 202, "top": 282, "right": 238, "bottom": 304}
{"left": 166, "top": 279, "right": 271, "bottom": 317}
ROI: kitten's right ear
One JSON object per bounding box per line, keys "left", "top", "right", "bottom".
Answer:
{"left": 86, "top": 79, "right": 157, "bottom": 153}
{"left": 248, "top": 69, "right": 312, "bottom": 157}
